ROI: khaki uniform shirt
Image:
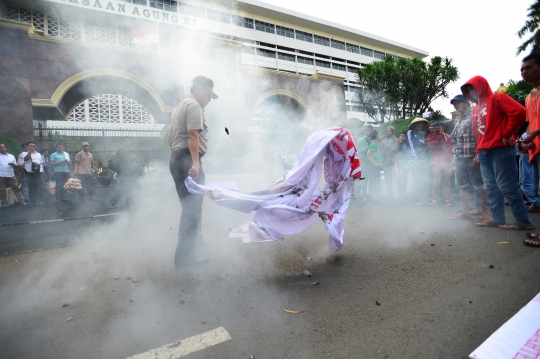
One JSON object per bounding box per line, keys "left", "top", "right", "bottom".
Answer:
{"left": 75, "top": 150, "right": 94, "bottom": 175}
{"left": 169, "top": 96, "right": 208, "bottom": 155}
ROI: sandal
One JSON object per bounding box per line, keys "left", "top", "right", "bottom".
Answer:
{"left": 476, "top": 219, "right": 502, "bottom": 227}
{"left": 469, "top": 207, "right": 481, "bottom": 215}
{"left": 479, "top": 215, "right": 492, "bottom": 221}
{"left": 498, "top": 222, "right": 535, "bottom": 230}
{"left": 526, "top": 233, "right": 540, "bottom": 239}
{"left": 523, "top": 239, "right": 540, "bottom": 247}
{"left": 450, "top": 213, "right": 472, "bottom": 220}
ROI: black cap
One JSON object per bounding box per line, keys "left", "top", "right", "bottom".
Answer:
{"left": 192, "top": 76, "right": 219, "bottom": 99}
{"left": 450, "top": 94, "right": 467, "bottom": 105}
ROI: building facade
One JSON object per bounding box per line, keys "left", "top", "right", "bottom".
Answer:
{"left": 0, "top": 0, "right": 428, "bottom": 145}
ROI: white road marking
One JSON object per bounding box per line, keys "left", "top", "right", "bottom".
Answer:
{"left": 126, "top": 326, "right": 232, "bottom": 359}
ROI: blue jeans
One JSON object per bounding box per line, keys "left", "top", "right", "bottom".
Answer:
{"left": 519, "top": 152, "right": 537, "bottom": 204}
{"left": 478, "top": 147, "right": 531, "bottom": 224}
{"left": 55, "top": 171, "right": 70, "bottom": 201}
{"left": 529, "top": 155, "right": 540, "bottom": 205}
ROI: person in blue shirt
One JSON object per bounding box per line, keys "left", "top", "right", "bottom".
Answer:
{"left": 50, "top": 143, "right": 71, "bottom": 203}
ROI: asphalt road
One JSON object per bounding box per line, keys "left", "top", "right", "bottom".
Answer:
{"left": 1, "top": 177, "right": 540, "bottom": 359}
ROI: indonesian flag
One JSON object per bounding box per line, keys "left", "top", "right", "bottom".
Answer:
{"left": 132, "top": 26, "right": 158, "bottom": 45}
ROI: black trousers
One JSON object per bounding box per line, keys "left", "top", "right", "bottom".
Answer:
{"left": 78, "top": 174, "right": 95, "bottom": 197}
{"left": 169, "top": 149, "right": 205, "bottom": 266}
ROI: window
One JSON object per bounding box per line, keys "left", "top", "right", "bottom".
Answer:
{"left": 346, "top": 44, "right": 359, "bottom": 54}
{"left": 361, "top": 47, "right": 373, "bottom": 57}
{"left": 298, "top": 50, "right": 313, "bottom": 56}
{"left": 347, "top": 66, "right": 358, "bottom": 73}
{"left": 133, "top": 0, "right": 147, "bottom": 5}
{"left": 150, "top": 0, "right": 177, "bottom": 12}
{"left": 316, "top": 60, "right": 330, "bottom": 68}
{"left": 241, "top": 46, "right": 255, "bottom": 54}
{"left": 331, "top": 39, "right": 345, "bottom": 50}
{"left": 178, "top": 2, "right": 205, "bottom": 18}
{"left": 348, "top": 60, "right": 360, "bottom": 65}
{"left": 374, "top": 50, "right": 385, "bottom": 59}
{"left": 207, "top": 9, "right": 230, "bottom": 24}
{"left": 314, "top": 34, "right": 330, "bottom": 47}
{"left": 297, "top": 56, "right": 313, "bottom": 65}
{"left": 276, "top": 25, "right": 294, "bottom": 38}
{"left": 314, "top": 53, "right": 330, "bottom": 59}
{"left": 255, "top": 20, "right": 275, "bottom": 34}
{"left": 346, "top": 105, "right": 352, "bottom": 112}
{"left": 257, "top": 48, "right": 276, "bottom": 58}
{"left": 232, "top": 15, "right": 254, "bottom": 29}
{"left": 349, "top": 85, "right": 360, "bottom": 92}
{"left": 278, "top": 52, "right": 295, "bottom": 62}
{"left": 277, "top": 45, "right": 295, "bottom": 52}
{"left": 296, "top": 30, "right": 313, "bottom": 43}
{"left": 332, "top": 63, "right": 345, "bottom": 71}
{"left": 344, "top": 86, "right": 349, "bottom": 92}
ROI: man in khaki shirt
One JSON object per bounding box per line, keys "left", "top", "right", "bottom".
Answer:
{"left": 74, "top": 142, "right": 98, "bottom": 202}
{"left": 169, "top": 76, "right": 218, "bottom": 268}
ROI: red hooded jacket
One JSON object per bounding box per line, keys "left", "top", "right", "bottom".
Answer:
{"left": 460, "top": 76, "right": 526, "bottom": 151}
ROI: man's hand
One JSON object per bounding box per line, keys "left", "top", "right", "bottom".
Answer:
{"left": 188, "top": 163, "right": 200, "bottom": 180}
{"left": 472, "top": 156, "right": 480, "bottom": 166}
{"left": 502, "top": 138, "right": 515, "bottom": 147}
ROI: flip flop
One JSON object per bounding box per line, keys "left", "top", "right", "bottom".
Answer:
{"left": 526, "top": 233, "right": 540, "bottom": 239}
{"left": 476, "top": 219, "right": 502, "bottom": 227}
{"left": 523, "top": 239, "right": 540, "bottom": 247}
{"left": 499, "top": 223, "right": 535, "bottom": 230}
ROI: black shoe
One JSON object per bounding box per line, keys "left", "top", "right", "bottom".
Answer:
{"left": 109, "top": 198, "right": 119, "bottom": 208}
{"left": 528, "top": 204, "right": 540, "bottom": 213}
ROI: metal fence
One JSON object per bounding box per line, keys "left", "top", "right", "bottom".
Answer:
{"left": 34, "top": 127, "right": 169, "bottom": 167}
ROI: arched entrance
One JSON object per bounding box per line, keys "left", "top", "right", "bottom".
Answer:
{"left": 31, "top": 69, "right": 173, "bottom": 124}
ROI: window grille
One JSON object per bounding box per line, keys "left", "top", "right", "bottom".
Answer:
{"left": 297, "top": 56, "right": 314, "bottom": 65}
{"left": 278, "top": 53, "right": 295, "bottom": 62}
{"left": 331, "top": 39, "right": 345, "bottom": 50}
{"left": 150, "top": 0, "right": 177, "bottom": 12}
{"left": 316, "top": 60, "right": 330, "bottom": 68}
{"left": 178, "top": 2, "right": 205, "bottom": 17}
{"left": 332, "top": 63, "right": 345, "bottom": 71}
{"left": 346, "top": 43, "right": 359, "bottom": 54}
{"left": 255, "top": 20, "right": 275, "bottom": 34}
{"left": 314, "top": 35, "right": 330, "bottom": 47}
{"left": 70, "top": 95, "right": 153, "bottom": 124}
{"left": 361, "top": 47, "right": 373, "bottom": 57}
{"left": 47, "top": 15, "right": 82, "bottom": 40}
{"left": 276, "top": 25, "right": 294, "bottom": 38}
{"left": 7, "top": 7, "right": 19, "bottom": 20}
{"left": 232, "top": 15, "right": 254, "bottom": 29}
{"left": 85, "top": 22, "right": 116, "bottom": 45}
{"left": 206, "top": 9, "right": 230, "bottom": 24}
{"left": 296, "top": 30, "right": 313, "bottom": 43}
{"left": 374, "top": 50, "right": 385, "bottom": 59}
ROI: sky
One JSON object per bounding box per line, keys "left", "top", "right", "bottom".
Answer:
{"left": 267, "top": 0, "right": 534, "bottom": 117}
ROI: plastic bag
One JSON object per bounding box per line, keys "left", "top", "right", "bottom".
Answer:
{"left": 63, "top": 178, "right": 83, "bottom": 191}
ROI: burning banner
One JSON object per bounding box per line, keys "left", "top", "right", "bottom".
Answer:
{"left": 185, "top": 127, "right": 361, "bottom": 250}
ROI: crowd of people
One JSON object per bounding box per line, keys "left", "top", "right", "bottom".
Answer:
{"left": 0, "top": 137, "right": 143, "bottom": 208}
{"left": 357, "top": 52, "right": 540, "bottom": 247}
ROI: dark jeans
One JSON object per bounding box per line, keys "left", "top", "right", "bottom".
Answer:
{"left": 169, "top": 149, "right": 205, "bottom": 266}
{"left": 529, "top": 155, "right": 540, "bottom": 205}
{"left": 27, "top": 172, "right": 44, "bottom": 205}
{"left": 78, "top": 174, "right": 95, "bottom": 197}
{"left": 110, "top": 174, "right": 134, "bottom": 205}
{"left": 479, "top": 147, "right": 531, "bottom": 224}
{"left": 55, "top": 171, "right": 70, "bottom": 201}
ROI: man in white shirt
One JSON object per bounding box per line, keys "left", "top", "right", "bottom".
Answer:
{"left": 21, "top": 141, "right": 44, "bottom": 206}
{"left": 0, "top": 144, "right": 25, "bottom": 207}
{"left": 17, "top": 142, "right": 29, "bottom": 203}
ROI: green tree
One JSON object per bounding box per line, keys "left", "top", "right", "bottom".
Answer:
{"left": 506, "top": 79, "right": 534, "bottom": 103}
{"left": 353, "top": 55, "right": 459, "bottom": 123}
{"left": 517, "top": 0, "right": 540, "bottom": 55}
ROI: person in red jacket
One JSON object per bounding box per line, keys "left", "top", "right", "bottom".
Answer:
{"left": 461, "top": 76, "right": 533, "bottom": 229}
